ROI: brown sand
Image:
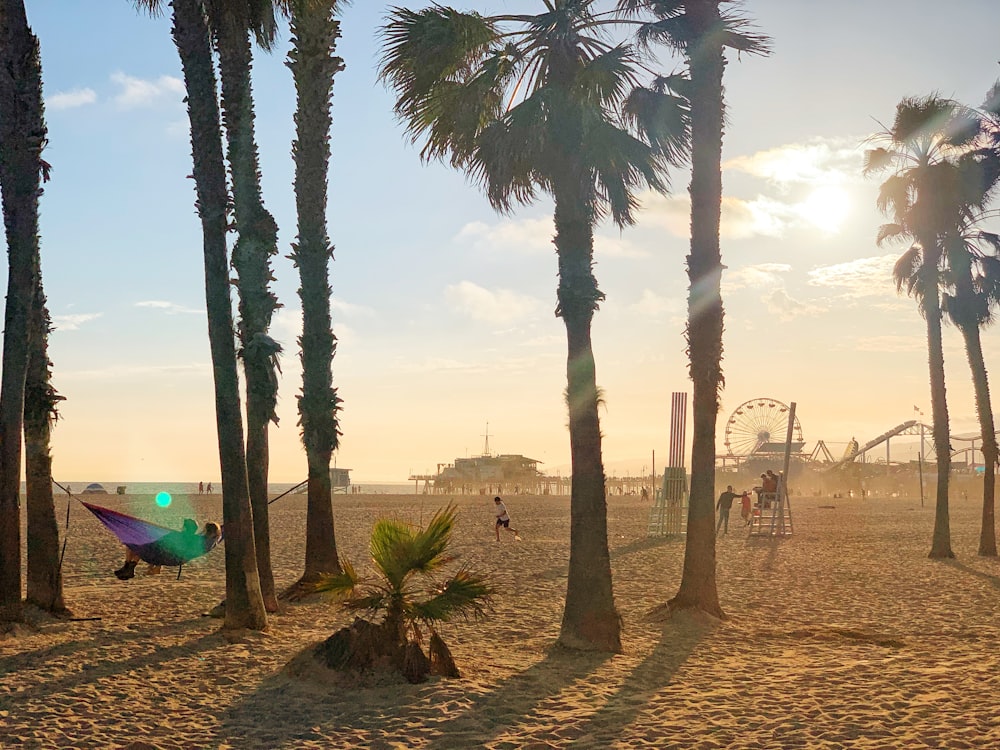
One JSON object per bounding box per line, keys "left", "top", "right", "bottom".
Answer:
{"left": 3, "top": 491, "right": 1000, "bottom": 749}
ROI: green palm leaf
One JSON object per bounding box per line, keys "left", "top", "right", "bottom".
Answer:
{"left": 409, "top": 569, "right": 495, "bottom": 623}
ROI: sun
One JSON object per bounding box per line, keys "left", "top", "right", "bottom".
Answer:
{"left": 796, "top": 185, "right": 852, "bottom": 234}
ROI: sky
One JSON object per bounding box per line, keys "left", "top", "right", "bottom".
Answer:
{"left": 14, "top": 0, "right": 1000, "bottom": 484}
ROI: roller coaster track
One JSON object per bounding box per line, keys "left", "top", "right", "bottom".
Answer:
{"left": 828, "top": 420, "right": 919, "bottom": 468}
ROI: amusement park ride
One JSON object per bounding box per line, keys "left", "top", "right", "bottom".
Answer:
{"left": 717, "top": 397, "right": 943, "bottom": 471}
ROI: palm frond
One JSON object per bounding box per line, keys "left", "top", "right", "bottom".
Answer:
{"left": 369, "top": 517, "right": 416, "bottom": 589}
{"left": 892, "top": 245, "right": 923, "bottom": 295}
{"left": 876, "top": 222, "right": 907, "bottom": 247}
{"left": 875, "top": 173, "right": 912, "bottom": 221}
{"left": 407, "top": 504, "right": 459, "bottom": 574}
{"left": 717, "top": 7, "right": 771, "bottom": 57}
{"left": 623, "top": 84, "right": 689, "bottom": 165}
{"left": 584, "top": 118, "right": 668, "bottom": 226}
{"left": 380, "top": 6, "right": 501, "bottom": 130}
{"left": 409, "top": 569, "right": 495, "bottom": 623}
{"left": 891, "top": 95, "right": 957, "bottom": 146}
{"left": 574, "top": 45, "right": 640, "bottom": 108}
{"left": 314, "top": 557, "right": 361, "bottom": 597}
{"left": 862, "top": 147, "right": 895, "bottom": 176}
{"left": 133, "top": 0, "right": 164, "bottom": 17}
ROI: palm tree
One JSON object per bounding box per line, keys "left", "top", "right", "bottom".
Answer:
{"left": 0, "top": 0, "right": 46, "bottom": 624}
{"left": 24, "top": 276, "right": 67, "bottom": 613}
{"left": 137, "top": 0, "right": 267, "bottom": 628}
{"left": 942, "top": 229, "right": 1000, "bottom": 556}
{"left": 380, "top": 1, "right": 688, "bottom": 651}
{"left": 208, "top": 0, "right": 283, "bottom": 613}
{"left": 935, "top": 139, "right": 1000, "bottom": 557}
{"left": 285, "top": 0, "right": 346, "bottom": 591}
{"left": 315, "top": 505, "right": 493, "bottom": 683}
{"left": 617, "top": 0, "right": 768, "bottom": 617}
{"left": 865, "top": 95, "right": 982, "bottom": 559}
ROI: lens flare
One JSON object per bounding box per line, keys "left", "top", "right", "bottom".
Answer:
{"left": 155, "top": 491, "right": 172, "bottom": 508}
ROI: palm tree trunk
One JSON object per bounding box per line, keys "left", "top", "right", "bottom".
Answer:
{"left": 553, "top": 184, "right": 620, "bottom": 653}
{"left": 922, "top": 277, "right": 953, "bottom": 559}
{"left": 670, "top": 0, "right": 724, "bottom": 618}
{"left": 214, "top": 10, "right": 281, "bottom": 612}
{"left": 171, "top": 0, "right": 266, "bottom": 629}
{"left": 958, "top": 322, "right": 997, "bottom": 556}
{"left": 0, "top": 0, "right": 43, "bottom": 624}
{"left": 288, "top": 1, "right": 344, "bottom": 585}
{"left": 24, "top": 278, "right": 66, "bottom": 613}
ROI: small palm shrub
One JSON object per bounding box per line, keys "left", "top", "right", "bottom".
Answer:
{"left": 314, "top": 504, "right": 494, "bottom": 683}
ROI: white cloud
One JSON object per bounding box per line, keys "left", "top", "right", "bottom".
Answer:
{"left": 639, "top": 192, "right": 792, "bottom": 240}
{"left": 455, "top": 218, "right": 553, "bottom": 254}
{"left": 630, "top": 289, "right": 681, "bottom": 317}
{"left": 332, "top": 299, "right": 375, "bottom": 317}
{"left": 725, "top": 137, "right": 865, "bottom": 188}
{"left": 271, "top": 306, "right": 359, "bottom": 350}
{"left": 723, "top": 264, "right": 824, "bottom": 320}
{"left": 595, "top": 234, "right": 648, "bottom": 259}
{"left": 111, "top": 72, "right": 184, "bottom": 109}
{"left": 52, "top": 312, "right": 102, "bottom": 331}
{"left": 47, "top": 88, "right": 96, "bottom": 111}
{"left": 761, "top": 288, "right": 826, "bottom": 321}
{"left": 135, "top": 300, "right": 203, "bottom": 315}
{"left": 723, "top": 263, "right": 792, "bottom": 293}
{"left": 808, "top": 254, "right": 898, "bottom": 298}
{"left": 444, "top": 280, "right": 544, "bottom": 323}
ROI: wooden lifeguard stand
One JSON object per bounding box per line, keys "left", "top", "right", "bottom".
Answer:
{"left": 649, "top": 392, "right": 688, "bottom": 536}
{"left": 748, "top": 401, "right": 796, "bottom": 537}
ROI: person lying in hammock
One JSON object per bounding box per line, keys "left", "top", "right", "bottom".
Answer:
{"left": 114, "top": 518, "right": 222, "bottom": 580}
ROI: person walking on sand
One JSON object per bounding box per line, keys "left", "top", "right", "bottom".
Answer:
{"left": 494, "top": 496, "right": 522, "bottom": 542}
{"left": 716, "top": 485, "right": 738, "bottom": 535}
{"left": 740, "top": 490, "right": 753, "bottom": 526}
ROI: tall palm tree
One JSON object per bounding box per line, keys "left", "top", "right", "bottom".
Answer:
{"left": 942, "top": 228, "right": 1000, "bottom": 556}
{"left": 0, "top": 0, "right": 45, "bottom": 624}
{"left": 24, "top": 276, "right": 67, "bottom": 613}
{"left": 380, "top": 1, "right": 688, "bottom": 651}
{"left": 137, "top": 0, "right": 267, "bottom": 629}
{"left": 286, "top": 0, "right": 346, "bottom": 589}
{"left": 865, "top": 95, "right": 982, "bottom": 559}
{"left": 935, "top": 140, "right": 1000, "bottom": 557}
{"left": 208, "top": 0, "right": 283, "bottom": 613}
{"left": 617, "top": 0, "right": 768, "bottom": 617}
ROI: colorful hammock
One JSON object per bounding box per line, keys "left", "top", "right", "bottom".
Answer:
{"left": 81, "top": 501, "right": 222, "bottom": 568}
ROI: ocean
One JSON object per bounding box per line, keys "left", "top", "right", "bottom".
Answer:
{"left": 50, "top": 480, "right": 419, "bottom": 496}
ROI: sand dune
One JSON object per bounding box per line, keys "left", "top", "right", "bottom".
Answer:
{"left": 3, "top": 491, "right": 1000, "bottom": 748}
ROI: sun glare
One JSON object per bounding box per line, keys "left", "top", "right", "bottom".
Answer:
{"left": 797, "top": 185, "right": 852, "bottom": 234}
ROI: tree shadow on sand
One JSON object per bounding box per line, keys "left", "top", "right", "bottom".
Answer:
{"left": 220, "top": 609, "right": 713, "bottom": 748}
{"left": 944, "top": 558, "right": 1000, "bottom": 591}
{"left": 3, "top": 629, "right": 222, "bottom": 703}
{"left": 220, "top": 641, "right": 614, "bottom": 748}
{"left": 560, "top": 613, "right": 714, "bottom": 746}
{"left": 532, "top": 534, "right": 681, "bottom": 583}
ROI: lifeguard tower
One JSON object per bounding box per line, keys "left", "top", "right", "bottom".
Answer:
{"left": 748, "top": 401, "right": 797, "bottom": 537}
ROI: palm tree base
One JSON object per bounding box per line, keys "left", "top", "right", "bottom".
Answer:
{"left": 280, "top": 579, "right": 324, "bottom": 602}
{"left": 315, "top": 617, "right": 460, "bottom": 684}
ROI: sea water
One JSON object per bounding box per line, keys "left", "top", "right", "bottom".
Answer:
{"left": 50, "top": 480, "right": 418, "bottom": 496}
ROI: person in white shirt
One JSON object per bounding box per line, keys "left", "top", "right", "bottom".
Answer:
{"left": 494, "top": 496, "right": 522, "bottom": 541}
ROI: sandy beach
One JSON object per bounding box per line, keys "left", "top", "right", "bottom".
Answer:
{"left": 3, "top": 490, "right": 1000, "bottom": 749}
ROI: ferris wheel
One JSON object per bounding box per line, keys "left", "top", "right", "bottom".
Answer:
{"left": 724, "top": 398, "right": 803, "bottom": 457}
